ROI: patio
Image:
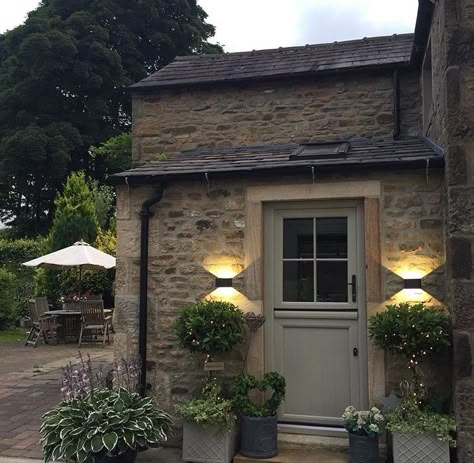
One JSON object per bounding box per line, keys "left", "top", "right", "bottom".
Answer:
{"left": 0, "top": 341, "right": 113, "bottom": 459}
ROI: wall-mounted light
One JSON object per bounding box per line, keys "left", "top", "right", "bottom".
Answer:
{"left": 404, "top": 278, "right": 422, "bottom": 290}
{"left": 216, "top": 277, "right": 233, "bottom": 288}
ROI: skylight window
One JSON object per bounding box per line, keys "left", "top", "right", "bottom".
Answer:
{"left": 290, "top": 142, "right": 350, "bottom": 160}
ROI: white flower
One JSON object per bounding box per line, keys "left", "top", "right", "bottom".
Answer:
{"left": 369, "top": 424, "right": 379, "bottom": 433}
{"left": 371, "top": 407, "right": 380, "bottom": 414}
{"left": 374, "top": 413, "right": 384, "bottom": 423}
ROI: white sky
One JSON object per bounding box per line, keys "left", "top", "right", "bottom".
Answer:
{"left": 1, "top": 0, "right": 419, "bottom": 52}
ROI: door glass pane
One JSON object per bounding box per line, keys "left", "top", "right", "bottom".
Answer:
{"left": 316, "top": 217, "right": 347, "bottom": 258}
{"left": 283, "top": 219, "right": 314, "bottom": 259}
{"left": 283, "top": 261, "right": 314, "bottom": 302}
{"left": 316, "top": 261, "right": 348, "bottom": 302}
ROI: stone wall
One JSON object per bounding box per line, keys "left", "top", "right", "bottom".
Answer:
{"left": 114, "top": 168, "right": 446, "bottom": 415}
{"left": 132, "top": 69, "right": 421, "bottom": 164}
{"left": 427, "top": 1, "right": 474, "bottom": 460}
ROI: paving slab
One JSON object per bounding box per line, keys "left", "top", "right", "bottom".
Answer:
{"left": 0, "top": 339, "right": 113, "bottom": 459}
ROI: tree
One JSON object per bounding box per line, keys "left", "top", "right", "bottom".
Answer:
{"left": 0, "top": 0, "right": 221, "bottom": 235}
{"left": 48, "top": 171, "right": 97, "bottom": 250}
{"left": 91, "top": 132, "right": 132, "bottom": 180}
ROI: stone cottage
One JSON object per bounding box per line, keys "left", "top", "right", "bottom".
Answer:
{"left": 111, "top": 0, "right": 474, "bottom": 459}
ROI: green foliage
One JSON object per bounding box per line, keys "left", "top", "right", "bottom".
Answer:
{"left": 230, "top": 372, "right": 286, "bottom": 417}
{"left": 178, "top": 380, "right": 235, "bottom": 430}
{"left": 0, "top": 0, "right": 221, "bottom": 235}
{"left": 0, "top": 237, "right": 48, "bottom": 319}
{"left": 40, "top": 388, "right": 173, "bottom": 463}
{"left": 387, "top": 397, "right": 456, "bottom": 447}
{"left": 52, "top": 228, "right": 117, "bottom": 301}
{"left": 89, "top": 180, "right": 115, "bottom": 230}
{"left": 173, "top": 300, "right": 245, "bottom": 355}
{"left": 0, "top": 238, "right": 47, "bottom": 266}
{"left": 91, "top": 132, "right": 132, "bottom": 178}
{"left": 0, "top": 268, "right": 17, "bottom": 329}
{"left": 368, "top": 302, "right": 450, "bottom": 364}
{"left": 49, "top": 171, "right": 98, "bottom": 251}
{"left": 342, "top": 406, "right": 385, "bottom": 437}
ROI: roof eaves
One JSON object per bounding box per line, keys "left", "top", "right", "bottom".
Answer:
{"left": 130, "top": 60, "right": 413, "bottom": 92}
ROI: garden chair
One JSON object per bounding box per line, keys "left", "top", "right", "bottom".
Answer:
{"left": 24, "top": 298, "right": 61, "bottom": 347}
{"left": 78, "top": 300, "right": 111, "bottom": 347}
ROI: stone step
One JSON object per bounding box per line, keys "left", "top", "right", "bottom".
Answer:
{"left": 234, "top": 448, "right": 349, "bottom": 463}
{"left": 278, "top": 432, "right": 349, "bottom": 452}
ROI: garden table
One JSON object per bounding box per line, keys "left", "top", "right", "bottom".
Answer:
{"left": 48, "top": 309, "right": 113, "bottom": 343}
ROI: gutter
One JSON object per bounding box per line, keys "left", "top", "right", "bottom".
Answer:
{"left": 138, "top": 184, "right": 164, "bottom": 396}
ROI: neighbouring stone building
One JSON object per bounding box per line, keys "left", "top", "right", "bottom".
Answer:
{"left": 111, "top": 0, "right": 474, "bottom": 459}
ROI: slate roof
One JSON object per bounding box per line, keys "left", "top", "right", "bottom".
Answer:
{"left": 110, "top": 137, "right": 443, "bottom": 184}
{"left": 132, "top": 33, "right": 414, "bottom": 90}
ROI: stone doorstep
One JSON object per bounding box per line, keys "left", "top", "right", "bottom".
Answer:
{"left": 234, "top": 448, "right": 349, "bottom": 463}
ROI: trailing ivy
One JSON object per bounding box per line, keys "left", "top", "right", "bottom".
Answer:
{"left": 178, "top": 381, "right": 235, "bottom": 431}
{"left": 387, "top": 397, "right": 456, "bottom": 447}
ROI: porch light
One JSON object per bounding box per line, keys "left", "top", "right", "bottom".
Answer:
{"left": 215, "top": 277, "right": 233, "bottom": 288}
{"left": 403, "top": 278, "right": 422, "bottom": 290}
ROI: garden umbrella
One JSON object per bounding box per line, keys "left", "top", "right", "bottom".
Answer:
{"left": 23, "top": 240, "right": 115, "bottom": 294}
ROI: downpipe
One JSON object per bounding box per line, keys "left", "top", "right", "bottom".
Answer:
{"left": 138, "top": 184, "right": 164, "bottom": 396}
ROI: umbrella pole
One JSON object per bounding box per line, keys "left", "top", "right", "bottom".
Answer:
{"left": 79, "top": 266, "right": 82, "bottom": 297}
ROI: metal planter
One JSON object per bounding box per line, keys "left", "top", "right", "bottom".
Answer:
{"left": 240, "top": 415, "right": 278, "bottom": 459}
{"left": 348, "top": 432, "right": 379, "bottom": 463}
{"left": 392, "top": 432, "right": 450, "bottom": 463}
{"left": 182, "top": 420, "right": 238, "bottom": 463}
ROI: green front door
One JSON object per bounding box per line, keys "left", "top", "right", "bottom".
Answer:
{"left": 264, "top": 201, "right": 367, "bottom": 427}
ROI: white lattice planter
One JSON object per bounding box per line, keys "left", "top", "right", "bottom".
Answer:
{"left": 392, "top": 432, "right": 450, "bottom": 463}
{"left": 182, "top": 420, "right": 238, "bottom": 463}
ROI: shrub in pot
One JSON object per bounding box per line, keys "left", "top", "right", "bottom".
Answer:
{"left": 387, "top": 397, "right": 456, "bottom": 463}
{"left": 40, "top": 355, "right": 172, "bottom": 463}
{"left": 368, "top": 302, "right": 450, "bottom": 397}
{"left": 178, "top": 380, "right": 237, "bottom": 463}
{"left": 342, "top": 406, "right": 385, "bottom": 463}
{"left": 231, "top": 372, "right": 286, "bottom": 459}
{"left": 368, "top": 302, "right": 454, "bottom": 462}
{"left": 173, "top": 300, "right": 245, "bottom": 362}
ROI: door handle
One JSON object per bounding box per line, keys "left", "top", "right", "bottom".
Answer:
{"left": 348, "top": 275, "right": 357, "bottom": 302}
{"left": 353, "top": 348, "right": 358, "bottom": 357}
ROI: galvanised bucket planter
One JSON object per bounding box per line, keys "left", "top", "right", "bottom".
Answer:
{"left": 348, "top": 433, "right": 379, "bottom": 463}
{"left": 94, "top": 449, "right": 137, "bottom": 463}
{"left": 392, "top": 432, "right": 450, "bottom": 463}
{"left": 240, "top": 415, "right": 278, "bottom": 459}
{"left": 182, "top": 420, "right": 238, "bottom": 463}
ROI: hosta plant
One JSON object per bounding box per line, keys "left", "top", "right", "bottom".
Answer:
{"left": 40, "top": 387, "right": 172, "bottom": 463}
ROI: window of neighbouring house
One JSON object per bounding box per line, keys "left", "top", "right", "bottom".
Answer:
{"left": 422, "top": 39, "right": 433, "bottom": 131}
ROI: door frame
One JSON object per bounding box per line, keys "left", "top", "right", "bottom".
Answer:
{"left": 263, "top": 200, "right": 369, "bottom": 428}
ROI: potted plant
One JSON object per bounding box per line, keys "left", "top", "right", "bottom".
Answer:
{"left": 368, "top": 302, "right": 454, "bottom": 463}
{"left": 342, "top": 406, "right": 385, "bottom": 463}
{"left": 178, "top": 380, "right": 238, "bottom": 463}
{"left": 40, "top": 355, "right": 172, "bottom": 463}
{"left": 230, "top": 372, "right": 286, "bottom": 459}
{"left": 388, "top": 396, "right": 456, "bottom": 463}
{"left": 173, "top": 299, "right": 245, "bottom": 365}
